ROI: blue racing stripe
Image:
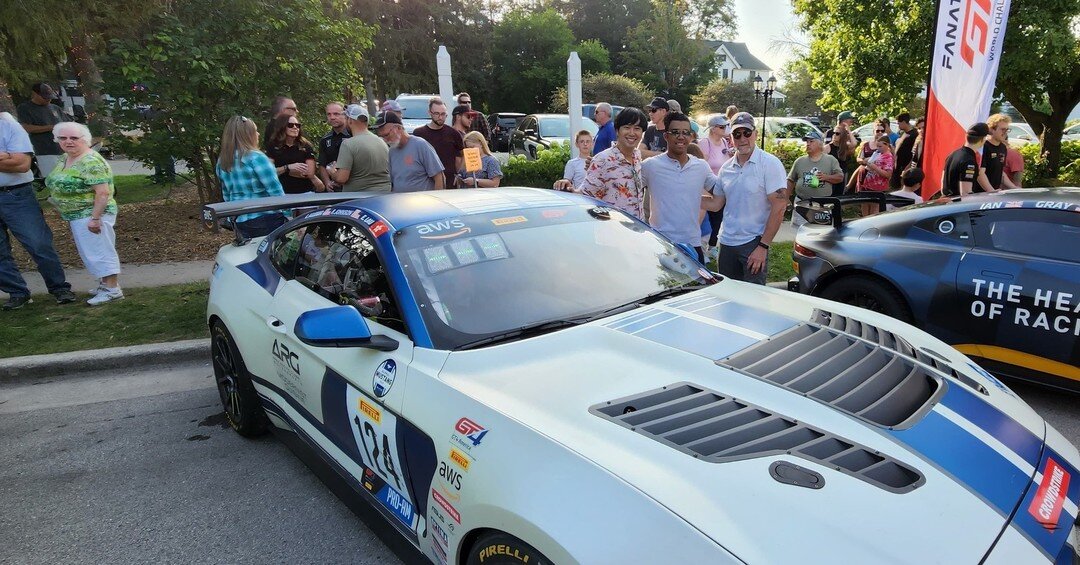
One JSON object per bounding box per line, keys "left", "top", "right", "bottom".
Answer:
{"left": 1009, "top": 452, "right": 1077, "bottom": 560}
{"left": 889, "top": 409, "right": 1031, "bottom": 518}
{"left": 941, "top": 381, "right": 1044, "bottom": 466}
{"left": 238, "top": 256, "right": 281, "bottom": 295}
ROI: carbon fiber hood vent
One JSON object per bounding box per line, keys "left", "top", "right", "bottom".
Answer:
{"left": 591, "top": 382, "right": 923, "bottom": 492}
{"left": 716, "top": 310, "right": 943, "bottom": 428}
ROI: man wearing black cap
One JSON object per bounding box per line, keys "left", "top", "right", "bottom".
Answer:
{"left": 941, "top": 123, "right": 989, "bottom": 197}
{"left": 16, "top": 83, "right": 65, "bottom": 176}
{"left": 413, "top": 98, "right": 463, "bottom": 189}
{"left": 372, "top": 111, "right": 444, "bottom": 192}
{"left": 640, "top": 97, "right": 669, "bottom": 158}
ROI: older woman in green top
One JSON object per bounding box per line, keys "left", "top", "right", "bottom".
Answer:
{"left": 45, "top": 122, "right": 123, "bottom": 305}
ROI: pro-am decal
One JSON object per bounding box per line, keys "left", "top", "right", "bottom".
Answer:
{"left": 968, "top": 279, "right": 1079, "bottom": 337}
{"left": 418, "top": 219, "right": 471, "bottom": 240}
{"left": 1027, "top": 458, "right": 1071, "bottom": 530}
{"left": 372, "top": 359, "right": 396, "bottom": 398}
{"left": 346, "top": 385, "right": 419, "bottom": 532}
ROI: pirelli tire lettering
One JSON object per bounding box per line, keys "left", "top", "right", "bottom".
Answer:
{"left": 467, "top": 533, "right": 550, "bottom": 565}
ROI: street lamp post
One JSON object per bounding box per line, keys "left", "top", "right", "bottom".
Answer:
{"left": 753, "top": 74, "right": 778, "bottom": 150}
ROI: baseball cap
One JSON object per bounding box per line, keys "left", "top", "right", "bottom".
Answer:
{"left": 648, "top": 97, "right": 668, "bottom": 110}
{"left": 371, "top": 111, "right": 402, "bottom": 131}
{"left": 32, "top": 82, "right": 55, "bottom": 99}
{"left": 837, "top": 111, "right": 855, "bottom": 122}
{"left": 381, "top": 100, "right": 403, "bottom": 112}
{"left": 667, "top": 99, "right": 682, "bottom": 113}
{"left": 452, "top": 104, "right": 470, "bottom": 117}
{"left": 344, "top": 104, "right": 368, "bottom": 120}
{"left": 729, "top": 112, "right": 756, "bottom": 132}
{"left": 803, "top": 130, "right": 824, "bottom": 142}
{"left": 707, "top": 115, "right": 729, "bottom": 128}
{"left": 967, "top": 123, "right": 990, "bottom": 137}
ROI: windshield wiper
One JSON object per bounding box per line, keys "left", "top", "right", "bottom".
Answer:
{"left": 455, "top": 318, "right": 589, "bottom": 350}
{"left": 636, "top": 282, "right": 712, "bottom": 305}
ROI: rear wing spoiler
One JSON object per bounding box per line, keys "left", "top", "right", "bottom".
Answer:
{"left": 794, "top": 192, "right": 917, "bottom": 229}
{"left": 202, "top": 193, "right": 368, "bottom": 243}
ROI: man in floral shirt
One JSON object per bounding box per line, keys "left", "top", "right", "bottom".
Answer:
{"left": 575, "top": 107, "right": 650, "bottom": 220}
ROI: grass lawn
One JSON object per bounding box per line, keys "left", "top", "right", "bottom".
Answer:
{"left": 1, "top": 281, "right": 209, "bottom": 359}
{"left": 703, "top": 241, "right": 796, "bottom": 283}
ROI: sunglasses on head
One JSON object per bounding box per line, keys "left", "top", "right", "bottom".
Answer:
{"left": 732, "top": 129, "right": 753, "bottom": 139}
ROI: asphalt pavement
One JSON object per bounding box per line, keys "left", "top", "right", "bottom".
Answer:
{"left": 0, "top": 363, "right": 407, "bottom": 565}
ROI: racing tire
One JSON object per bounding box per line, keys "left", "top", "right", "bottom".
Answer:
{"left": 820, "top": 275, "right": 913, "bottom": 324}
{"left": 465, "top": 532, "right": 551, "bottom": 565}
{"left": 210, "top": 320, "right": 268, "bottom": 437}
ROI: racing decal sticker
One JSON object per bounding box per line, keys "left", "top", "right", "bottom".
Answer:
{"left": 541, "top": 209, "right": 567, "bottom": 219}
{"left": 1027, "top": 458, "right": 1071, "bottom": 530}
{"left": 431, "top": 488, "right": 461, "bottom": 523}
{"left": 430, "top": 519, "right": 450, "bottom": 565}
{"left": 436, "top": 460, "right": 464, "bottom": 501}
{"left": 451, "top": 417, "right": 489, "bottom": 458}
{"left": 370, "top": 221, "right": 389, "bottom": 237}
{"left": 271, "top": 340, "right": 307, "bottom": 403}
{"left": 937, "top": 219, "right": 955, "bottom": 234}
{"left": 490, "top": 215, "right": 527, "bottom": 226}
{"left": 372, "top": 359, "right": 397, "bottom": 398}
{"left": 346, "top": 386, "right": 413, "bottom": 517}
{"left": 359, "top": 398, "right": 382, "bottom": 424}
{"left": 968, "top": 279, "right": 1080, "bottom": 337}
{"left": 449, "top": 448, "right": 471, "bottom": 471}
{"left": 418, "top": 219, "right": 472, "bottom": 239}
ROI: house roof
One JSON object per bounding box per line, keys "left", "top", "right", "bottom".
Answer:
{"left": 706, "top": 41, "right": 772, "bottom": 72}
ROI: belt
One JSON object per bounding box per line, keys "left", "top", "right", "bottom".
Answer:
{"left": 0, "top": 181, "right": 32, "bottom": 192}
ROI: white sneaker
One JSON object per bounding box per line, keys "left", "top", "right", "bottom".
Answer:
{"left": 86, "top": 287, "right": 124, "bottom": 306}
{"left": 88, "top": 284, "right": 108, "bottom": 296}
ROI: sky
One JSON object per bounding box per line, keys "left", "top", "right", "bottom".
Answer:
{"left": 732, "top": 0, "right": 803, "bottom": 78}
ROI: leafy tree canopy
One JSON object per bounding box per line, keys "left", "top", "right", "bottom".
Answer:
{"left": 691, "top": 77, "right": 759, "bottom": 117}
{"left": 549, "top": 72, "right": 654, "bottom": 111}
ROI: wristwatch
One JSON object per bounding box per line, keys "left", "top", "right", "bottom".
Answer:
{"left": 757, "top": 241, "right": 770, "bottom": 251}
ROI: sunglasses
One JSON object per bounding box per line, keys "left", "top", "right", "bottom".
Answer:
{"left": 665, "top": 129, "right": 693, "bottom": 138}
{"left": 286, "top": 123, "right": 302, "bottom": 129}
{"left": 732, "top": 129, "right": 753, "bottom": 139}
{"left": 875, "top": 129, "right": 885, "bottom": 133}
{"left": 649, "top": 108, "right": 663, "bottom": 113}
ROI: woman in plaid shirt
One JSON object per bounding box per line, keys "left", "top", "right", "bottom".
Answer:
{"left": 215, "top": 116, "right": 286, "bottom": 238}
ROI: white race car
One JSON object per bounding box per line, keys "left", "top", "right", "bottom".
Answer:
{"left": 205, "top": 189, "right": 1080, "bottom": 564}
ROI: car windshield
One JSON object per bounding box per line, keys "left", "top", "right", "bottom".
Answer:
{"left": 397, "top": 97, "right": 432, "bottom": 120}
{"left": 395, "top": 205, "right": 715, "bottom": 349}
{"left": 539, "top": 117, "right": 598, "bottom": 138}
{"left": 769, "top": 120, "right": 819, "bottom": 139}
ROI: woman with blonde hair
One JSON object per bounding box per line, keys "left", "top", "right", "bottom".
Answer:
{"left": 215, "top": 116, "right": 286, "bottom": 238}
{"left": 46, "top": 121, "right": 123, "bottom": 304}
{"left": 457, "top": 130, "right": 502, "bottom": 188}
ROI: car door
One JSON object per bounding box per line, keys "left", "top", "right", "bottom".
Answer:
{"left": 954, "top": 206, "right": 1080, "bottom": 374}
{"left": 264, "top": 219, "right": 428, "bottom": 535}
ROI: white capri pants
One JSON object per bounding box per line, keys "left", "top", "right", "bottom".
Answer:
{"left": 69, "top": 214, "right": 121, "bottom": 279}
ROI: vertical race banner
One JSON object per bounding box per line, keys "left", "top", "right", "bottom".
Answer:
{"left": 922, "top": 0, "right": 1011, "bottom": 197}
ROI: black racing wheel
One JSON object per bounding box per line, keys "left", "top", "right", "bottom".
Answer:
{"left": 820, "top": 275, "right": 913, "bottom": 323}
{"left": 465, "top": 532, "right": 551, "bottom": 565}
{"left": 210, "top": 320, "right": 268, "bottom": 437}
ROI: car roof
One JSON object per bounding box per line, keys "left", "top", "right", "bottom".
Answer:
{"left": 841, "top": 187, "right": 1080, "bottom": 229}
{"left": 331, "top": 187, "right": 595, "bottom": 231}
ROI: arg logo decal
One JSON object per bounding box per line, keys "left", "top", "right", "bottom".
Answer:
{"left": 271, "top": 340, "right": 300, "bottom": 376}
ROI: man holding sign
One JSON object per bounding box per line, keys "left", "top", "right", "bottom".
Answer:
{"left": 457, "top": 131, "right": 503, "bottom": 188}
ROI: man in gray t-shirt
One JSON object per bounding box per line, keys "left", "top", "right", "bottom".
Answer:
{"left": 787, "top": 131, "right": 844, "bottom": 226}
{"left": 371, "top": 111, "right": 444, "bottom": 192}
{"left": 334, "top": 104, "right": 390, "bottom": 192}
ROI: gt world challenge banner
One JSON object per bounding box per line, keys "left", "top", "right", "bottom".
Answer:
{"left": 923, "top": 0, "right": 1011, "bottom": 197}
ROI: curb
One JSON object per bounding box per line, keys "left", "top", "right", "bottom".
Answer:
{"left": 0, "top": 338, "right": 211, "bottom": 384}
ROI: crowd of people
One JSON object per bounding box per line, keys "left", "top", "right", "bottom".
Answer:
{"left": 0, "top": 80, "right": 1034, "bottom": 310}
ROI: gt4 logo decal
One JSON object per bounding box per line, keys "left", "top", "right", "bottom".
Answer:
{"left": 454, "top": 417, "right": 488, "bottom": 446}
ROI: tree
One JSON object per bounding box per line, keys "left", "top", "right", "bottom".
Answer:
{"left": 491, "top": 9, "right": 610, "bottom": 112}
{"left": 691, "top": 77, "right": 759, "bottom": 116}
{"left": 793, "top": 0, "right": 1080, "bottom": 174}
{"left": 620, "top": 1, "right": 724, "bottom": 105}
{"left": 549, "top": 73, "right": 653, "bottom": 111}
{"left": 549, "top": 0, "right": 654, "bottom": 74}
{"left": 103, "top": 0, "right": 374, "bottom": 203}
{"left": 776, "top": 58, "right": 823, "bottom": 117}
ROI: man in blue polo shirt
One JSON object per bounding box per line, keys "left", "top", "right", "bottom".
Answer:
{"left": 702, "top": 112, "right": 789, "bottom": 285}
{"left": 0, "top": 117, "right": 74, "bottom": 309}
{"left": 592, "top": 102, "right": 616, "bottom": 156}
{"left": 640, "top": 112, "right": 717, "bottom": 263}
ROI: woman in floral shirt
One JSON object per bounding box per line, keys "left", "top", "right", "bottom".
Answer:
{"left": 561, "top": 107, "right": 649, "bottom": 220}
{"left": 45, "top": 122, "right": 123, "bottom": 305}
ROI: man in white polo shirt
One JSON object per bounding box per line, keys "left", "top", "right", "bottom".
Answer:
{"left": 702, "top": 112, "right": 789, "bottom": 284}
{"left": 640, "top": 111, "right": 717, "bottom": 263}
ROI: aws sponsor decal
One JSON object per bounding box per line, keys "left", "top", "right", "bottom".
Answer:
{"left": 271, "top": 340, "right": 306, "bottom": 403}
{"left": 1027, "top": 458, "right": 1070, "bottom": 530}
{"left": 418, "top": 219, "right": 471, "bottom": 239}
{"left": 372, "top": 359, "right": 396, "bottom": 398}
{"left": 969, "top": 279, "right": 1080, "bottom": 337}
{"left": 451, "top": 417, "right": 489, "bottom": 457}
{"left": 431, "top": 488, "right": 461, "bottom": 523}
{"left": 491, "top": 215, "right": 527, "bottom": 226}
{"left": 437, "top": 460, "right": 464, "bottom": 501}
{"left": 449, "top": 448, "right": 471, "bottom": 471}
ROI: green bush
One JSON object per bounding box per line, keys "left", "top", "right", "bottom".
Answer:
{"left": 550, "top": 73, "right": 653, "bottom": 111}
{"left": 765, "top": 140, "right": 804, "bottom": 172}
{"left": 1019, "top": 141, "right": 1080, "bottom": 186}
{"left": 502, "top": 142, "right": 572, "bottom": 188}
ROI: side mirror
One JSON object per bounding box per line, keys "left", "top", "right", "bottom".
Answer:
{"left": 294, "top": 306, "right": 398, "bottom": 351}
{"left": 523, "top": 129, "right": 536, "bottom": 137}
{"left": 675, "top": 243, "right": 702, "bottom": 264}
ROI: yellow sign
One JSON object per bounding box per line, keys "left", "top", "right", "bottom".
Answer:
{"left": 491, "top": 215, "right": 527, "bottom": 226}
{"left": 463, "top": 147, "right": 483, "bottom": 172}
{"left": 359, "top": 399, "right": 381, "bottom": 424}
{"left": 449, "top": 449, "right": 471, "bottom": 471}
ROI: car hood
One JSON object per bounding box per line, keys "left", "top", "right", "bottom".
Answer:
{"left": 439, "top": 281, "right": 1077, "bottom": 563}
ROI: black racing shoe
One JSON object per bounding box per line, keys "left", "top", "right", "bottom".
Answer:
{"left": 2, "top": 295, "right": 32, "bottom": 310}
{"left": 54, "top": 289, "right": 77, "bottom": 304}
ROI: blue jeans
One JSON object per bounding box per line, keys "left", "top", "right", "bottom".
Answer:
{"left": 0, "top": 184, "right": 70, "bottom": 297}
{"left": 235, "top": 213, "right": 286, "bottom": 239}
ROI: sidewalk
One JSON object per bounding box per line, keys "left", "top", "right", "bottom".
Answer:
{"left": 12, "top": 260, "right": 213, "bottom": 297}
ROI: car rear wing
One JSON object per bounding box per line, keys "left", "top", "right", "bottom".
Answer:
{"left": 202, "top": 193, "right": 366, "bottom": 243}
{"left": 794, "top": 192, "right": 918, "bottom": 229}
